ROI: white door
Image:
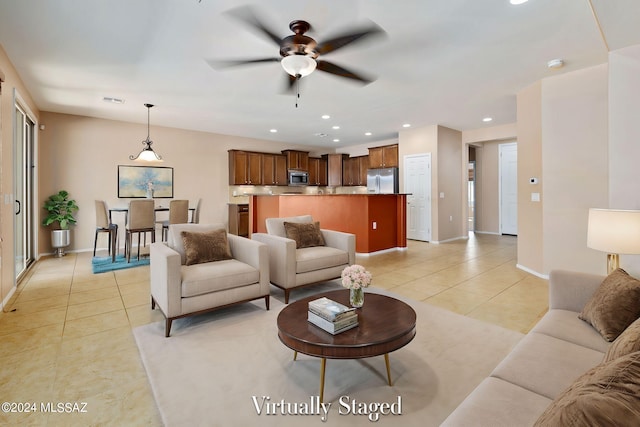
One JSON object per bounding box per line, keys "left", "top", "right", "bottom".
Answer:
{"left": 499, "top": 142, "right": 518, "bottom": 235}
{"left": 405, "top": 153, "right": 431, "bottom": 241}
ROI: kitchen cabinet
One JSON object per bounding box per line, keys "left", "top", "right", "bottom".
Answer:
{"left": 308, "top": 157, "right": 328, "bottom": 186}
{"left": 228, "top": 150, "right": 262, "bottom": 185}
{"left": 368, "top": 144, "right": 399, "bottom": 168}
{"left": 228, "top": 204, "right": 249, "bottom": 237}
{"left": 343, "top": 156, "right": 369, "bottom": 186}
{"left": 282, "top": 150, "right": 309, "bottom": 171}
{"left": 262, "top": 153, "right": 288, "bottom": 186}
{"left": 323, "top": 154, "right": 349, "bottom": 187}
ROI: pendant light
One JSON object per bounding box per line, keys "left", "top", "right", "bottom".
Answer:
{"left": 129, "top": 103, "right": 163, "bottom": 162}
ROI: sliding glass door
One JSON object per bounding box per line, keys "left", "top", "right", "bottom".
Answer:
{"left": 14, "top": 101, "right": 36, "bottom": 282}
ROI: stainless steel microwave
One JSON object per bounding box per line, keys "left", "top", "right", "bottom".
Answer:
{"left": 288, "top": 170, "right": 309, "bottom": 186}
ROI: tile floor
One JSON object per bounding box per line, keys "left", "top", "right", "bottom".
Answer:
{"left": 0, "top": 233, "right": 548, "bottom": 426}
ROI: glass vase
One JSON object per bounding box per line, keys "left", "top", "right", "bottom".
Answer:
{"left": 350, "top": 287, "right": 364, "bottom": 308}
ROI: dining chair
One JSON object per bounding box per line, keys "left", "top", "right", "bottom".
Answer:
{"left": 161, "top": 199, "right": 189, "bottom": 241}
{"left": 93, "top": 200, "right": 118, "bottom": 262}
{"left": 190, "top": 198, "right": 202, "bottom": 224}
{"left": 125, "top": 199, "right": 156, "bottom": 262}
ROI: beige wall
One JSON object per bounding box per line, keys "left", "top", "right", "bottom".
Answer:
{"left": 0, "top": 45, "right": 40, "bottom": 307}
{"left": 475, "top": 142, "right": 500, "bottom": 234}
{"left": 437, "top": 126, "right": 463, "bottom": 242}
{"left": 609, "top": 45, "right": 640, "bottom": 275}
{"left": 516, "top": 81, "right": 544, "bottom": 274}
{"left": 542, "top": 64, "right": 609, "bottom": 275}
{"left": 37, "top": 112, "right": 331, "bottom": 256}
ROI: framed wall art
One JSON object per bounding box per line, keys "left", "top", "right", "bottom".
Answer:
{"left": 117, "top": 165, "right": 174, "bottom": 198}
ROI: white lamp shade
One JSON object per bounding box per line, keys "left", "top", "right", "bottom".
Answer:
{"left": 587, "top": 208, "right": 640, "bottom": 254}
{"left": 281, "top": 55, "right": 317, "bottom": 77}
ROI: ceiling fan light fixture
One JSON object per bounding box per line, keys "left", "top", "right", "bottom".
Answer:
{"left": 281, "top": 55, "right": 317, "bottom": 77}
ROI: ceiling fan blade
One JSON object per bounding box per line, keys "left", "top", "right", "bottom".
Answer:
{"left": 316, "top": 60, "right": 375, "bottom": 84}
{"left": 316, "top": 22, "right": 385, "bottom": 55}
{"left": 224, "top": 5, "right": 282, "bottom": 46}
{"left": 206, "top": 57, "right": 280, "bottom": 70}
{"left": 280, "top": 74, "right": 298, "bottom": 94}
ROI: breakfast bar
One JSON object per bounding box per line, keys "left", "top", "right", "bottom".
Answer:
{"left": 249, "top": 194, "right": 407, "bottom": 253}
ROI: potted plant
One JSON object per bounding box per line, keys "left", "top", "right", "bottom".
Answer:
{"left": 42, "top": 190, "right": 79, "bottom": 257}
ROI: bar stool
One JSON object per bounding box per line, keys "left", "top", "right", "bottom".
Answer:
{"left": 94, "top": 200, "right": 118, "bottom": 262}
{"left": 125, "top": 199, "right": 156, "bottom": 262}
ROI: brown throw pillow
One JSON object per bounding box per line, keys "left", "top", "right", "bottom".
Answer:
{"left": 283, "top": 221, "right": 325, "bottom": 249}
{"left": 578, "top": 268, "right": 640, "bottom": 342}
{"left": 534, "top": 351, "right": 640, "bottom": 427}
{"left": 604, "top": 317, "right": 640, "bottom": 363}
{"left": 181, "top": 229, "right": 232, "bottom": 266}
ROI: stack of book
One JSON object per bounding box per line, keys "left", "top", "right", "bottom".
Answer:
{"left": 308, "top": 297, "right": 358, "bottom": 335}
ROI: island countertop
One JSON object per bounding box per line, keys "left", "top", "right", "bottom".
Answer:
{"left": 249, "top": 193, "right": 407, "bottom": 253}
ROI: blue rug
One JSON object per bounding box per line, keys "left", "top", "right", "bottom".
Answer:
{"left": 92, "top": 254, "right": 150, "bottom": 274}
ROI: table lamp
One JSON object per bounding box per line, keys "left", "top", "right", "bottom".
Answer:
{"left": 587, "top": 208, "right": 640, "bottom": 274}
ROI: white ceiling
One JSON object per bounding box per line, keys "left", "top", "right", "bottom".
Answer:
{"left": 1, "top": 0, "right": 639, "bottom": 148}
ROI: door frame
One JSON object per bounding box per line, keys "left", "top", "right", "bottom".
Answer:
{"left": 13, "top": 88, "right": 39, "bottom": 284}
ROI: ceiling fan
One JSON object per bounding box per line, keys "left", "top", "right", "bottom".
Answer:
{"left": 208, "top": 5, "right": 386, "bottom": 93}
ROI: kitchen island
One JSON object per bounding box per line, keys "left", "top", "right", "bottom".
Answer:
{"left": 249, "top": 194, "right": 407, "bottom": 253}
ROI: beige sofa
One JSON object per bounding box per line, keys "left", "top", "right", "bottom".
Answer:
{"left": 150, "top": 223, "right": 270, "bottom": 337}
{"left": 442, "top": 270, "right": 620, "bottom": 426}
{"left": 251, "top": 215, "right": 355, "bottom": 303}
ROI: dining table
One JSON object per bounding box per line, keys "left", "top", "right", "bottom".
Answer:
{"left": 106, "top": 205, "right": 196, "bottom": 262}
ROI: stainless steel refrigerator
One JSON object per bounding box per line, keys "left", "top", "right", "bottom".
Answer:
{"left": 367, "top": 167, "right": 399, "bottom": 194}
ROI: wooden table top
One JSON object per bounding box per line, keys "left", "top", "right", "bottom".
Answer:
{"left": 277, "top": 289, "right": 416, "bottom": 359}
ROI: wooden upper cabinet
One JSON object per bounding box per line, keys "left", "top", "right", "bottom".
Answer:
{"left": 229, "top": 150, "right": 262, "bottom": 185}
{"left": 308, "top": 157, "right": 328, "bottom": 186}
{"left": 323, "top": 153, "right": 348, "bottom": 187}
{"left": 369, "top": 144, "right": 399, "bottom": 168}
{"left": 343, "top": 156, "right": 369, "bottom": 186}
{"left": 263, "top": 154, "right": 287, "bottom": 186}
{"left": 358, "top": 155, "right": 369, "bottom": 185}
{"left": 282, "top": 150, "right": 309, "bottom": 171}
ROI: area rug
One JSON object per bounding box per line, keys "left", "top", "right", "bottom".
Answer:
{"left": 133, "top": 286, "right": 523, "bottom": 426}
{"left": 91, "top": 254, "right": 150, "bottom": 274}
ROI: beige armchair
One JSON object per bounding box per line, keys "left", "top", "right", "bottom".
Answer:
{"left": 252, "top": 215, "right": 355, "bottom": 303}
{"left": 150, "top": 223, "right": 270, "bottom": 336}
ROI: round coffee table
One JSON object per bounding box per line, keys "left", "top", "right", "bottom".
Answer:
{"left": 277, "top": 289, "right": 416, "bottom": 402}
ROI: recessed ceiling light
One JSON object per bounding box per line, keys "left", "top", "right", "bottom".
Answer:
{"left": 547, "top": 58, "right": 564, "bottom": 69}
{"left": 482, "top": 117, "right": 493, "bottom": 122}
{"left": 269, "top": 129, "right": 278, "bottom": 133}
{"left": 510, "top": 0, "right": 528, "bottom": 5}
{"left": 332, "top": 125, "right": 340, "bottom": 130}
{"left": 321, "top": 115, "right": 330, "bottom": 120}
{"left": 365, "top": 132, "right": 372, "bottom": 136}
{"left": 333, "top": 139, "right": 340, "bottom": 142}
{"left": 402, "top": 123, "right": 411, "bottom": 128}
{"left": 103, "top": 96, "right": 124, "bottom": 104}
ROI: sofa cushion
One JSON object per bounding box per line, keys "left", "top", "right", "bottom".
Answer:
{"left": 490, "top": 332, "right": 605, "bottom": 400}
{"left": 531, "top": 309, "right": 610, "bottom": 353}
{"left": 604, "top": 317, "right": 640, "bottom": 363}
{"left": 534, "top": 351, "right": 640, "bottom": 427}
{"left": 296, "top": 246, "right": 349, "bottom": 274}
{"left": 265, "top": 215, "right": 313, "bottom": 238}
{"left": 440, "top": 377, "right": 552, "bottom": 427}
{"left": 283, "top": 221, "right": 325, "bottom": 248}
{"left": 181, "top": 259, "right": 259, "bottom": 297}
{"left": 181, "top": 229, "right": 232, "bottom": 266}
{"left": 579, "top": 268, "right": 640, "bottom": 342}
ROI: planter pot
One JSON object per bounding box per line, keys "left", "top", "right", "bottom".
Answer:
{"left": 51, "top": 229, "right": 70, "bottom": 257}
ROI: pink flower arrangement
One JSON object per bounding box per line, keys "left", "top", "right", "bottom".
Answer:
{"left": 341, "top": 265, "right": 372, "bottom": 290}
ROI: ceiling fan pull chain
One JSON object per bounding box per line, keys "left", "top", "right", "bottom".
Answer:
{"left": 295, "top": 74, "right": 301, "bottom": 108}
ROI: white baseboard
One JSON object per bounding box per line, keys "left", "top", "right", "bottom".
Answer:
{"left": 473, "top": 230, "right": 501, "bottom": 236}
{"left": 516, "top": 264, "right": 548, "bottom": 280}
{"left": 1, "top": 285, "right": 16, "bottom": 311}
{"left": 357, "top": 246, "right": 408, "bottom": 256}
